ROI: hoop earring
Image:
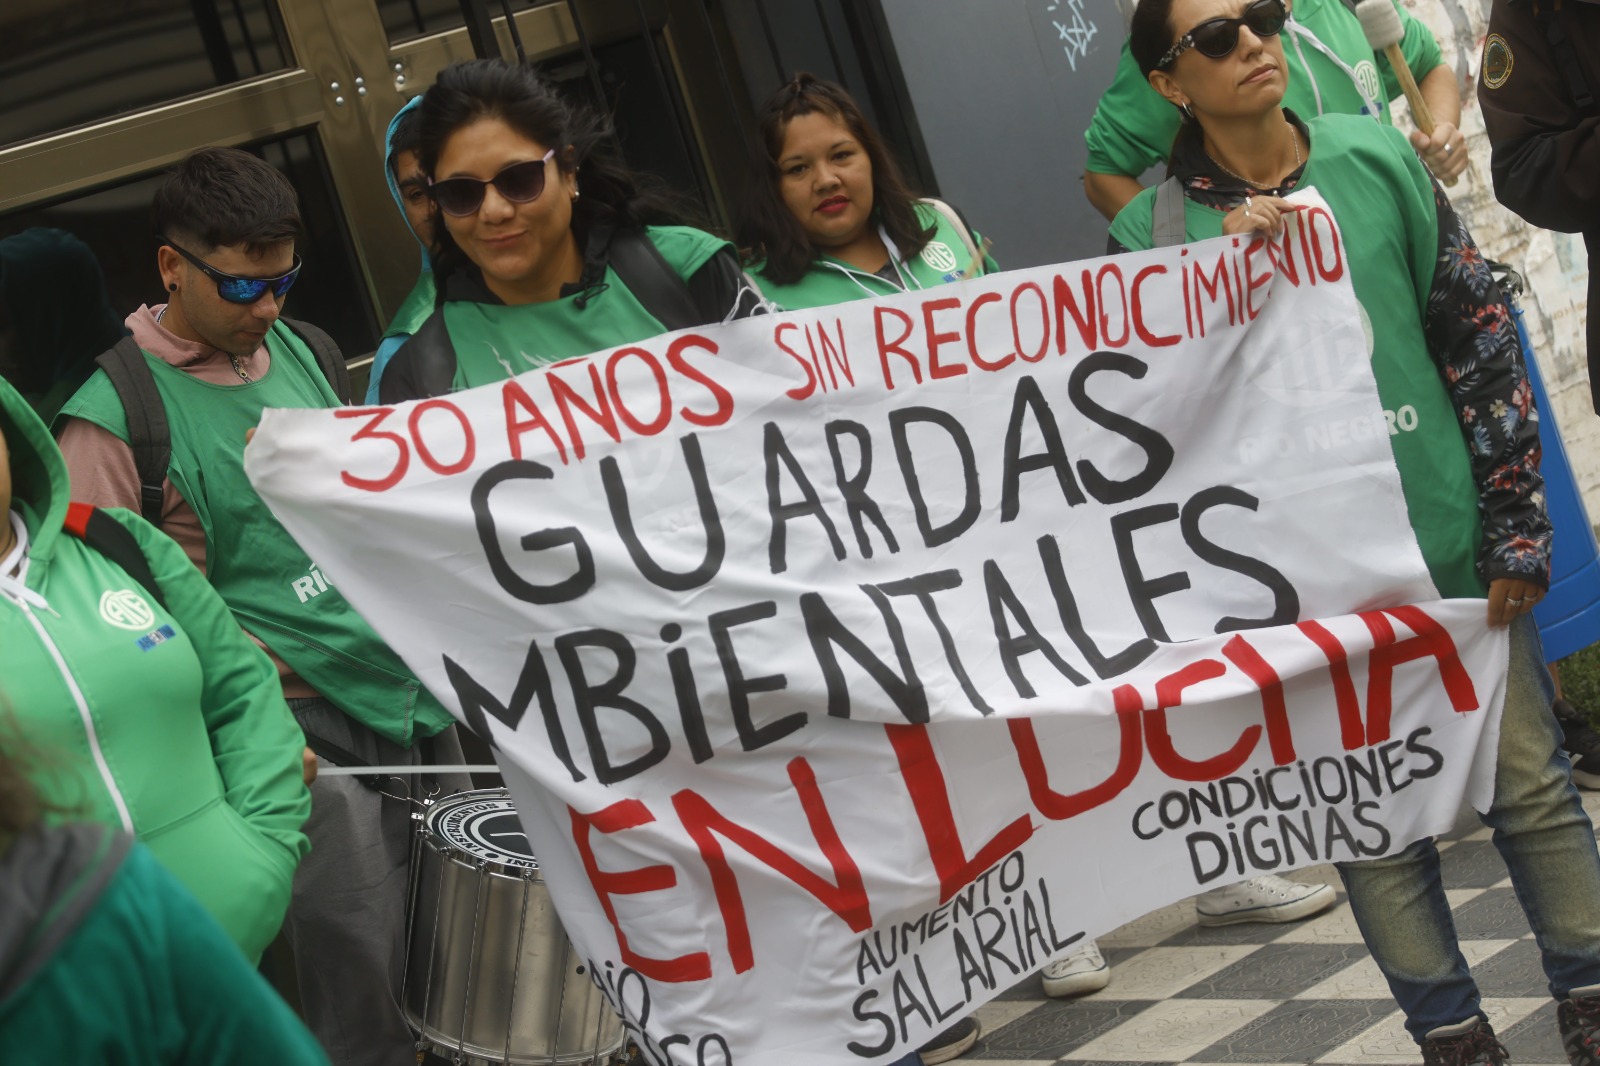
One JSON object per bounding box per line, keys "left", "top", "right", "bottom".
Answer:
{"left": 1179, "top": 102, "right": 1195, "bottom": 121}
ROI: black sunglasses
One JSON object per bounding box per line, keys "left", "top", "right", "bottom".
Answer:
{"left": 428, "top": 150, "right": 557, "bottom": 217}
{"left": 163, "top": 238, "right": 301, "bottom": 304}
{"left": 1158, "top": 0, "right": 1288, "bottom": 67}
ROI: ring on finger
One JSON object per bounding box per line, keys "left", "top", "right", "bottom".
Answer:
{"left": 1506, "top": 596, "right": 1526, "bottom": 606}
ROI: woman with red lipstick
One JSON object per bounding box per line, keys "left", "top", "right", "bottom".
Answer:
{"left": 378, "top": 60, "right": 766, "bottom": 403}
{"left": 740, "top": 74, "right": 996, "bottom": 313}
{"left": 1109, "top": 0, "right": 1600, "bottom": 1062}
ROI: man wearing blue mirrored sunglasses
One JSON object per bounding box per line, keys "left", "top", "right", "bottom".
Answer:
{"left": 54, "top": 145, "right": 462, "bottom": 1066}
{"left": 153, "top": 221, "right": 299, "bottom": 368}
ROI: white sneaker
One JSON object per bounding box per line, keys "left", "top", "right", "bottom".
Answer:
{"left": 1041, "top": 938, "right": 1110, "bottom": 998}
{"left": 1194, "top": 875, "right": 1337, "bottom": 927}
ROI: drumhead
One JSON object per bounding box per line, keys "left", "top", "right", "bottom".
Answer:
{"left": 424, "top": 789, "right": 539, "bottom": 872}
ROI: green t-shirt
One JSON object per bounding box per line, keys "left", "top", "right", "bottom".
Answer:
{"left": 442, "top": 225, "right": 730, "bottom": 391}
{"left": 1086, "top": 0, "right": 1443, "bottom": 177}
{"left": 1109, "top": 113, "right": 1482, "bottom": 598}
{"left": 753, "top": 201, "right": 998, "bottom": 311}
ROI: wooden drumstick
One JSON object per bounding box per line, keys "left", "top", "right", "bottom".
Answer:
{"left": 1355, "top": 0, "right": 1435, "bottom": 134}
{"left": 318, "top": 763, "right": 499, "bottom": 776}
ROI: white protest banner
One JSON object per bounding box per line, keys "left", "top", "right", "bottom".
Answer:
{"left": 248, "top": 192, "right": 1508, "bottom": 1065}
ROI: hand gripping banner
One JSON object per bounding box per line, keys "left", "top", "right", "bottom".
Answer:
{"left": 248, "top": 193, "right": 1508, "bottom": 1065}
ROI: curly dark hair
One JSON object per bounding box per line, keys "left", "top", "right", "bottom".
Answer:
{"left": 416, "top": 59, "right": 696, "bottom": 281}
{"left": 736, "top": 73, "right": 933, "bottom": 286}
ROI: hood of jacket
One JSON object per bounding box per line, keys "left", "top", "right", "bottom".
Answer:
{"left": 385, "top": 95, "right": 432, "bottom": 273}
{"left": 0, "top": 375, "right": 68, "bottom": 564}
{"left": 0, "top": 824, "right": 129, "bottom": 1005}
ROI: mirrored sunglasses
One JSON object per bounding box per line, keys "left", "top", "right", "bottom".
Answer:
{"left": 428, "top": 150, "right": 557, "bottom": 217}
{"left": 163, "top": 238, "right": 301, "bottom": 304}
{"left": 1158, "top": 0, "right": 1288, "bottom": 68}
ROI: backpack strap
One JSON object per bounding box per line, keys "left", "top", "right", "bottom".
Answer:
{"left": 62, "top": 502, "right": 167, "bottom": 610}
{"left": 279, "top": 316, "right": 352, "bottom": 403}
{"left": 380, "top": 229, "right": 727, "bottom": 404}
{"left": 918, "top": 197, "right": 992, "bottom": 272}
{"left": 92, "top": 336, "right": 168, "bottom": 527}
{"left": 378, "top": 309, "right": 457, "bottom": 404}
{"left": 607, "top": 227, "right": 704, "bottom": 332}
{"left": 1152, "top": 177, "right": 1189, "bottom": 248}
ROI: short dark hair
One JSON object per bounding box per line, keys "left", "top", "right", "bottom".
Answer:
{"left": 737, "top": 73, "right": 933, "bottom": 287}
{"left": 151, "top": 146, "right": 301, "bottom": 256}
{"left": 418, "top": 60, "right": 692, "bottom": 280}
{"left": 389, "top": 104, "right": 424, "bottom": 178}
{"left": 1130, "top": 0, "right": 1183, "bottom": 78}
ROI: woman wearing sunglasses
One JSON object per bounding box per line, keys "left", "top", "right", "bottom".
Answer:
{"left": 1080, "top": 0, "right": 1462, "bottom": 223}
{"left": 1108, "top": 1, "right": 1600, "bottom": 1061}
{"left": 377, "top": 60, "right": 764, "bottom": 404}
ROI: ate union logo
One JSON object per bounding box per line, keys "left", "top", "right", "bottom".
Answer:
{"left": 99, "top": 589, "right": 155, "bottom": 631}
{"left": 920, "top": 241, "right": 959, "bottom": 274}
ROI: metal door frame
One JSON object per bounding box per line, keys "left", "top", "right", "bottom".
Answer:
{"left": 0, "top": 0, "right": 854, "bottom": 331}
{"left": 0, "top": 1, "right": 591, "bottom": 328}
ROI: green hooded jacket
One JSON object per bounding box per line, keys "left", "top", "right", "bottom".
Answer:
{"left": 0, "top": 375, "right": 310, "bottom": 961}
{"left": 366, "top": 94, "right": 436, "bottom": 405}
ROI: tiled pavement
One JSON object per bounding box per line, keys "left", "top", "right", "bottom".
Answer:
{"left": 961, "top": 791, "right": 1600, "bottom": 1066}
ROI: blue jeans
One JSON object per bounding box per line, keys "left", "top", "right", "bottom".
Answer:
{"left": 1336, "top": 614, "right": 1600, "bottom": 1041}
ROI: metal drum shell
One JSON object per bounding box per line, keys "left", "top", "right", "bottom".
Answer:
{"left": 405, "top": 790, "right": 623, "bottom": 1065}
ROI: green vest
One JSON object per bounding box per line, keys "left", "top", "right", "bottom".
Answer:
{"left": 60, "top": 322, "right": 452, "bottom": 746}
{"left": 1109, "top": 114, "right": 1482, "bottom": 598}
{"left": 754, "top": 202, "right": 997, "bottom": 312}
{"left": 1085, "top": 0, "right": 1443, "bottom": 176}
{"left": 443, "top": 225, "right": 729, "bottom": 390}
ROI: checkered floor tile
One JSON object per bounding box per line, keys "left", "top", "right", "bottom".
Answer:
{"left": 961, "top": 792, "right": 1600, "bottom": 1065}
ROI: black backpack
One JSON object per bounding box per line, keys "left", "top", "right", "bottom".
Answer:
{"left": 93, "top": 317, "right": 351, "bottom": 526}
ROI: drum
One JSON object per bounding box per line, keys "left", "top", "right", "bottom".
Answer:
{"left": 403, "top": 789, "right": 625, "bottom": 1065}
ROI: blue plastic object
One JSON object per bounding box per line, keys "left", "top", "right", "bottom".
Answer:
{"left": 1514, "top": 302, "right": 1600, "bottom": 661}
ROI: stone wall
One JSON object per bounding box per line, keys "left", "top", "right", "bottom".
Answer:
{"left": 1398, "top": 0, "right": 1596, "bottom": 513}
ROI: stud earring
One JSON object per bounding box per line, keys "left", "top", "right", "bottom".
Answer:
{"left": 168, "top": 282, "right": 178, "bottom": 292}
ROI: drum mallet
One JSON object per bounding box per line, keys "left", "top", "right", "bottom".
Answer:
{"left": 1354, "top": 0, "right": 1456, "bottom": 183}
{"left": 318, "top": 763, "right": 500, "bottom": 777}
